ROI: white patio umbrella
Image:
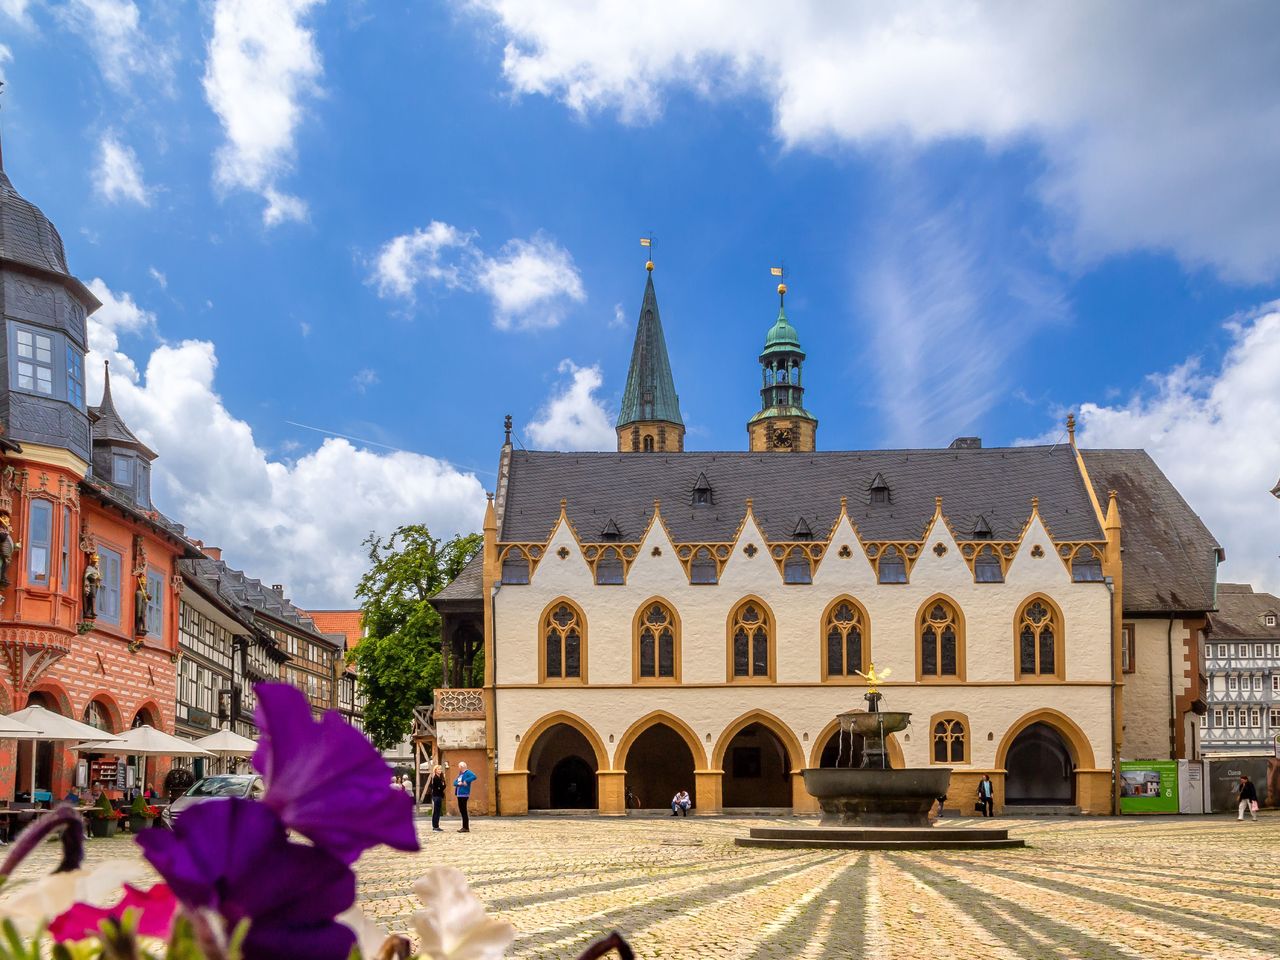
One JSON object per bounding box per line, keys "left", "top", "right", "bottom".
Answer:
{"left": 193, "top": 729, "right": 258, "bottom": 757}
{"left": 6, "top": 705, "right": 123, "bottom": 799}
{"left": 72, "top": 725, "right": 212, "bottom": 797}
{"left": 0, "top": 714, "right": 43, "bottom": 739}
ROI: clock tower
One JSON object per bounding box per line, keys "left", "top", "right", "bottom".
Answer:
{"left": 747, "top": 277, "right": 817, "bottom": 453}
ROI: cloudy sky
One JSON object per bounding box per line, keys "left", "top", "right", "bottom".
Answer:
{"left": 1, "top": 1, "right": 1277, "bottom": 605}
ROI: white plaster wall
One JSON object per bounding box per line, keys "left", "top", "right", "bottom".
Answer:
{"left": 493, "top": 509, "right": 1113, "bottom": 772}
{"left": 1122, "top": 617, "right": 1174, "bottom": 760}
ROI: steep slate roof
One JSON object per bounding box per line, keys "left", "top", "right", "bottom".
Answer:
{"left": 433, "top": 551, "right": 484, "bottom": 605}
{"left": 500, "top": 446, "right": 1104, "bottom": 544}
{"left": 1082, "top": 449, "right": 1221, "bottom": 614}
{"left": 617, "top": 273, "right": 683, "bottom": 427}
{"left": 1206, "top": 583, "right": 1280, "bottom": 640}
{"left": 89, "top": 362, "right": 156, "bottom": 458}
{"left": 179, "top": 557, "right": 341, "bottom": 648}
{"left": 0, "top": 168, "right": 70, "bottom": 278}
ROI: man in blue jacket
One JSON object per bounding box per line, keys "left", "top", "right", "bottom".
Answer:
{"left": 453, "top": 761, "right": 477, "bottom": 833}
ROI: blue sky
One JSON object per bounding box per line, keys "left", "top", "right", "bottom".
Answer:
{"left": 1, "top": 1, "right": 1277, "bottom": 604}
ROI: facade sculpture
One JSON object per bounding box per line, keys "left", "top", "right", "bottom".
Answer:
{"left": 83, "top": 552, "right": 101, "bottom": 619}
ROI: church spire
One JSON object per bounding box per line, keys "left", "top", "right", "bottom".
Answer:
{"left": 616, "top": 252, "right": 684, "bottom": 453}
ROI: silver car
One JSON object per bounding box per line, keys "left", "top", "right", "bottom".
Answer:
{"left": 163, "top": 774, "right": 264, "bottom": 825}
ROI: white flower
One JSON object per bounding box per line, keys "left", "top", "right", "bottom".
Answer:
{"left": 338, "top": 903, "right": 393, "bottom": 958}
{"left": 411, "top": 868, "right": 514, "bottom": 960}
{"left": 0, "top": 860, "right": 148, "bottom": 935}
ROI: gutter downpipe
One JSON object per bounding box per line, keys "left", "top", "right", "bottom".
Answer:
{"left": 1106, "top": 576, "right": 1119, "bottom": 815}
{"left": 1167, "top": 613, "right": 1177, "bottom": 759}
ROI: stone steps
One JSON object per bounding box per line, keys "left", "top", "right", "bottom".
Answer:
{"left": 1002, "top": 804, "right": 1083, "bottom": 817}
{"left": 735, "top": 824, "right": 1027, "bottom": 851}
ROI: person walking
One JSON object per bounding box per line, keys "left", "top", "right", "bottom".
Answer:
{"left": 453, "top": 761, "right": 477, "bottom": 833}
{"left": 1237, "top": 774, "right": 1259, "bottom": 822}
{"left": 977, "top": 775, "right": 995, "bottom": 817}
{"left": 670, "top": 789, "right": 691, "bottom": 816}
{"left": 429, "top": 764, "right": 447, "bottom": 832}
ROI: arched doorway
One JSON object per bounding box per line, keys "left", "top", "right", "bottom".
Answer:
{"left": 1005, "top": 722, "right": 1075, "bottom": 804}
{"left": 622, "top": 724, "right": 696, "bottom": 810}
{"left": 721, "top": 723, "right": 791, "bottom": 808}
{"left": 526, "top": 723, "right": 599, "bottom": 810}
{"left": 81, "top": 698, "right": 119, "bottom": 797}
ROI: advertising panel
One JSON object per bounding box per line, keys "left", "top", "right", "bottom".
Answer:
{"left": 1207, "top": 756, "right": 1280, "bottom": 812}
{"left": 1119, "top": 760, "right": 1179, "bottom": 813}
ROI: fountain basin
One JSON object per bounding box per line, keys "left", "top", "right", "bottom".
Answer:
{"left": 837, "top": 710, "right": 911, "bottom": 738}
{"left": 803, "top": 767, "right": 952, "bottom": 827}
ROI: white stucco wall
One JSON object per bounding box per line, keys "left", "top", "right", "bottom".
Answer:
{"left": 493, "top": 509, "right": 1114, "bottom": 772}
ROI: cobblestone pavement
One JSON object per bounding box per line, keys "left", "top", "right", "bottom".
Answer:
{"left": 5, "top": 814, "right": 1279, "bottom": 959}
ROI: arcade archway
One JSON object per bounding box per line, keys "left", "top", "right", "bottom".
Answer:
{"left": 720, "top": 722, "right": 792, "bottom": 808}
{"left": 1004, "top": 722, "right": 1075, "bottom": 804}
{"left": 620, "top": 723, "right": 696, "bottom": 810}
{"left": 526, "top": 723, "right": 600, "bottom": 810}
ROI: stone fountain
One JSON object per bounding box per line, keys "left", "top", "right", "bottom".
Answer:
{"left": 736, "top": 668, "right": 1024, "bottom": 850}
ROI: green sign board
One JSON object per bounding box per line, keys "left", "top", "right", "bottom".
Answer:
{"left": 1119, "top": 760, "right": 1179, "bottom": 813}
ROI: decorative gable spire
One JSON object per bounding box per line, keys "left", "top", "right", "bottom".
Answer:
{"left": 91, "top": 360, "right": 156, "bottom": 461}
{"left": 617, "top": 259, "right": 684, "bottom": 453}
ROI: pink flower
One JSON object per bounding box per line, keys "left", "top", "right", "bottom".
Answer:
{"left": 48, "top": 882, "right": 178, "bottom": 942}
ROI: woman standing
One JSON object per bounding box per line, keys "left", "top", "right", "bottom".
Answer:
{"left": 429, "top": 764, "right": 447, "bottom": 832}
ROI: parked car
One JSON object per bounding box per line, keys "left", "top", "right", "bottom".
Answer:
{"left": 162, "top": 774, "right": 264, "bottom": 825}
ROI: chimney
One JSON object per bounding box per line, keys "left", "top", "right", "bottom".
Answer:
{"left": 203, "top": 546, "right": 222, "bottom": 561}
{"left": 948, "top": 437, "right": 982, "bottom": 450}
{"left": 272, "top": 584, "right": 285, "bottom": 595}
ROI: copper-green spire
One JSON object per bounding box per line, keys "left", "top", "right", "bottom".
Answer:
{"left": 618, "top": 270, "right": 683, "bottom": 428}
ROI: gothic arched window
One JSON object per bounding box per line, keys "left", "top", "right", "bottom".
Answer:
{"left": 1071, "top": 545, "right": 1104, "bottom": 582}
{"left": 635, "top": 601, "right": 678, "bottom": 681}
{"left": 729, "top": 599, "right": 772, "bottom": 680}
{"left": 542, "top": 601, "right": 585, "bottom": 682}
{"left": 824, "top": 598, "right": 867, "bottom": 679}
{"left": 973, "top": 545, "right": 1003, "bottom": 583}
{"left": 1018, "top": 597, "right": 1061, "bottom": 678}
{"left": 919, "top": 598, "right": 964, "bottom": 680}
{"left": 931, "top": 715, "right": 967, "bottom": 763}
{"left": 783, "top": 547, "right": 812, "bottom": 584}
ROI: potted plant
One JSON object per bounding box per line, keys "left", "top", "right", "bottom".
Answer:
{"left": 128, "top": 795, "right": 160, "bottom": 833}
{"left": 87, "top": 793, "right": 122, "bottom": 838}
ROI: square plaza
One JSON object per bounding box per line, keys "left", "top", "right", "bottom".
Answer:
{"left": 7, "top": 814, "right": 1278, "bottom": 959}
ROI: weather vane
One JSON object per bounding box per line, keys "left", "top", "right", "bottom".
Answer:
{"left": 640, "top": 234, "right": 655, "bottom": 272}
{"left": 771, "top": 262, "right": 787, "bottom": 306}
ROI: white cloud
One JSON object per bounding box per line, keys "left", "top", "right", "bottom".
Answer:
{"left": 93, "top": 133, "right": 150, "bottom": 206}
{"left": 147, "top": 266, "right": 166, "bottom": 289}
{"left": 299, "top": 320, "right": 311, "bottom": 337}
{"left": 352, "top": 367, "right": 379, "bottom": 393}
{"left": 526, "top": 360, "right": 615, "bottom": 451}
{"left": 473, "top": 2, "right": 1280, "bottom": 282}
{"left": 85, "top": 279, "right": 487, "bottom": 606}
{"left": 1040, "top": 304, "right": 1280, "bottom": 594}
{"left": 203, "top": 0, "right": 322, "bottom": 226}
{"left": 371, "top": 221, "right": 472, "bottom": 300}
{"left": 0, "top": 43, "right": 10, "bottom": 81}
{"left": 371, "top": 223, "right": 585, "bottom": 329}
{"left": 611, "top": 303, "right": 626, "bottom": 328}
{"left": 60, "top": 0, "right": 169, "bottom": 92}
{"left": 0, "top": 1, "right": 31, "bottom": 28}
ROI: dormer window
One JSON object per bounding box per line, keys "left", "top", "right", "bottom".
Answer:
{"left": 972, "top": 515, "right": 993, "bottom": 540}
{"left": 1071, "top": 546, "right": 1105, "bottom": 582}
{"left": 868, "top": 473, "right": 891, "bottom": 505}
{"left": 690, "top": 547, "right": 718, "bottom": 584}
{"left": 792, "top": 517, "right": 813, "bottom": 540}
{"left": 1267, "top": 614, "right": 1277, "bottom": 628}
{"left": 878, "top": 545, "right": 907, "bottom": 584}
{"left": 501, "top": 549, "right": 530, "bottom": 584}
{"left": 973, "top": 546, "right": 1003, "bottom": 583}
{"left": 783, "top": 547, "right": 812, "bottom": 584}
{"left": 692, "top": 473, "right": 713, "bottom": 507}
{"left": 600, "top": 519, "right": 622, "bottom": 541}
{"left": 595, "top": 547, "right": 624, "bottom": 585}
{"left": 112, "top": 453, "right": 134, "bottom": 486}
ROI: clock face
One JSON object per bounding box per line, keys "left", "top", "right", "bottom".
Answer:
{"left": 773, "top": 427, "right": 793, "bottom": 449}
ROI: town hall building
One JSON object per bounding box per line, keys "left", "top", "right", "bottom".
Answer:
{"left": 434, "top": 263, "right": 1221, "bottom": 817}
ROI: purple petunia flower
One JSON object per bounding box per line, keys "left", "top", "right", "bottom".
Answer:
{"left": 253, "top": 683, "right": 419, "bottom": 864}
{"left": 137, "top": 799, "right": 356, "bottom": 960}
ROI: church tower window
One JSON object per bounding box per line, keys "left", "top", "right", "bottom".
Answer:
{"left": 918, "top": 598, "right": 964, "bottom": 680}
{"left": 542, "top": 601, "right": 586, "bottom": 682}
{"left": 728, "top": 599, "right": 772, "bottom": 680}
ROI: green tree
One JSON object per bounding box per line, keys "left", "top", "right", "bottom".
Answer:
{"left": 352, "top": 525, "right": 481, "bottom": 749}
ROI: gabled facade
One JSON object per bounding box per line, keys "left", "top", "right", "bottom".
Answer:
{"left": 1203, "top": 583, "right": 1280, "bottom": 755}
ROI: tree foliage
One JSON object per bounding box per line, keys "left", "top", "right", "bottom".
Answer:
{"left": 353, "top": 525, "right": 481, "bottom": 749}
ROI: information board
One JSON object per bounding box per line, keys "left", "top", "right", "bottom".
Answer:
{"left": 1119, "top": 760, "right": 1179, "bottom": 813}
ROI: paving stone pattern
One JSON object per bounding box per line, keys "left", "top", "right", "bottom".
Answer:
{"left": 6, "top": 814, "right": 1279, "bottom": 959}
